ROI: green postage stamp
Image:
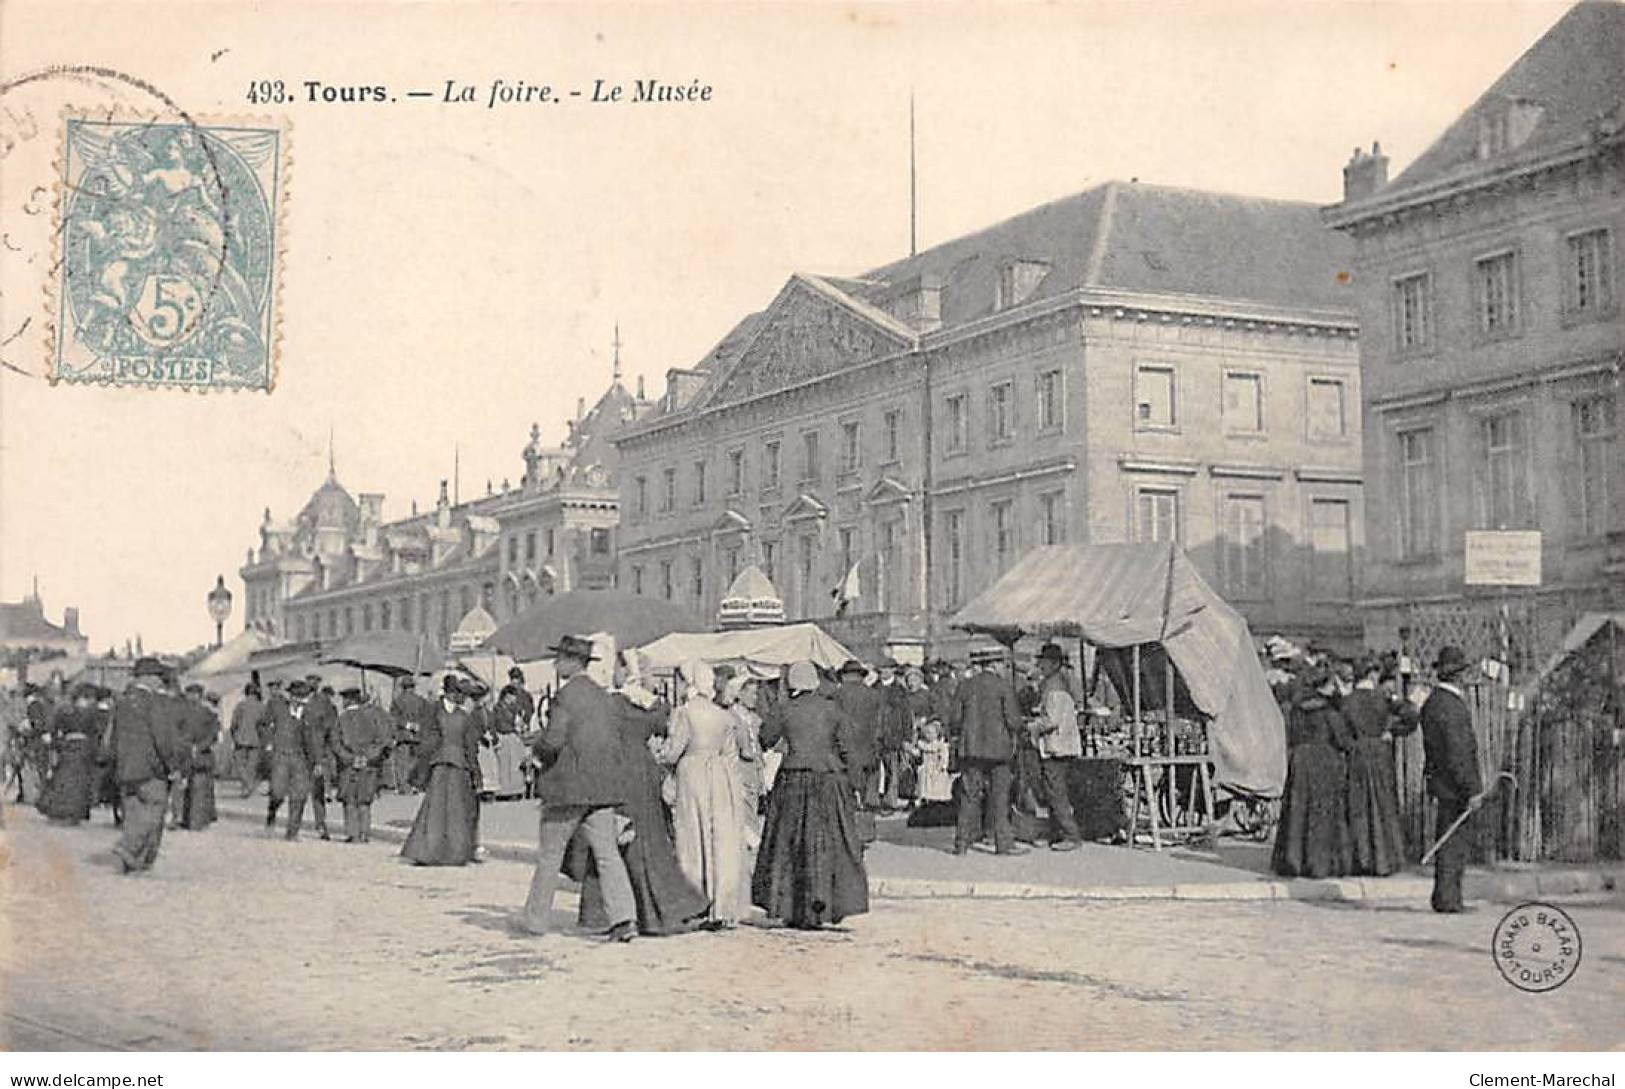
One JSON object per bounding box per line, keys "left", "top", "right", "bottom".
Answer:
{"left": 51, "top": 116, "right": 287, "bottom": 391}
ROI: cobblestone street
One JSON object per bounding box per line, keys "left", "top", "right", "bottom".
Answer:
{"left": 2, "top": 807, "right": 1621, "bottom": 1051}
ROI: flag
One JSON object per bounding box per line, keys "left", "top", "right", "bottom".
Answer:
{"left": 830, "top": 561, "right": 862, "bottom": 615}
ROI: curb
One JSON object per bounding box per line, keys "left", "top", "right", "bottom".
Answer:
{"left": 213, "top": 806, "right": 1621, "bottom": 906}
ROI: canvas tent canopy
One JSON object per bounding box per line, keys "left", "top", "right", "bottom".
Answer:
{"left": 716, "top": 565, "right": 786, "bottom": 628}
{"left": 951, "top": 542, "right": 1286, "bottom": 796}
{"left": 636, "top": 623, "right": 855, "bottom": 678}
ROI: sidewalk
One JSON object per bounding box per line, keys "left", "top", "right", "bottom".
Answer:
{"left": 212, "top": 789, "right": 1621, "bottom": 906}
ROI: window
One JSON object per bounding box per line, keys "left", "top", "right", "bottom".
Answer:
{"left": 1480, "top": 410, "right": 1529, "bottom": 529}
{"left": 631, "top": 565, "right": 644, "bottom": 595}
{"left": 438, "top": 590, "right": 450, "bottom": 639}
{"left": 1135, "top": 365, "right": 1177, "bottom": 429}
{"left": 328, "top": 609, "right": 338, "bottom": 639}
{"left": 990, "top": 500, "right": 1014, "bottom": 572}
{"left": 402, "top": 597, "right": 414, "bottom": 632}
{"left": 691, "top": 557, "right": 704, "bottom": 603}
{"left": 1040, "top": 490, "right": 1065, "bottom": 546}
{"left": 1476, "top": 251, "right": 1518, "bottom": 336}
{"left": 840, "top": 420, "right": 861, "bottom": 474}
{"left": 944, "top": 510, "right": 965, "bottom": 607}
{"left": 1307, "top": 378, "right": 1349, "bottom": 440}
{"left": 883, "top": 409, "right": 901, "bottom": 463}
{"left": 362, "top": 603, "right": 374, "bottom": 632}
{"left": 1309, "top": 498, "right": 1353, "bottom": 602}
{"left": 459, "top": 585, "right": 473, "bottom": 617}
{"left": 294, "top": 615, "right": 306, "bottom": 642}
{"left": 834, "top": 527, "right": 855, "bottom": 580}
{"left": 1135, "top": 489, "right": 1179, "bottom": 544}
{"left": 1398, "top": 427, "right": 1439, "bottom": 559}
{"left": 506, "top": 536, "right": 519, "bottom": 565}
{"left": 380, "top": 600, "right": 392, "bottom": 631}
{"left": 660, "top": 560, "right": 673, "bottom": 600}
{"left": 692, "top": 461, "right": 707, "bottom": 506}
{"left": 546, "top": 529, "right": 555, "bottom": 557}
{"left": 1575, "top": 395, "right": 1616, "bottom": 538}
{"left": 590, "top": 528, "right": 610, "bottom": 555}
{"left": 661, "top": 467, "right": 676, "bottom": 512}
{"left": 525, "top": 531, "right": 536, "bottom": 563}
{"left": 1566, "top": 228, "right": 1615, "bottom": 316}
{"left": 944, "top": 393, "right": 968, "bottom": 454}
{"left": 762, "top": 440, "right": 781, "bottom": 492}
{"left": 1392, "top": 272, "right": 1433, "bottom": 354}
{"left": 1223, "top": 372, "right": 1264, "bottom": 435}
{"left": 988, "top": 381, "right": 1014, "bottom": 444}
{"left": 800, "top": 431, "right": 821, "bottom": 483}
{"left": 1037, "top": 369, "right": 1063, "bottom": 432}
{"left": 761, "top": 540, "right": 777, "bottom": 586}
{"left": 724, "top": 546, "right": 741, "bottom": 585}
{"left": 1220, "top": 495, "right": 1268, "bottom": 599}
{"left": 879, "top": 520, "right": 901, "bottom": 612}
{"left": 634, "top": 476, "right": 648, "bottom": 518}
{"left": 727, "top": 449, "right": 744, "bottom": 496}
{"left": 344, "top": 606, "right": 355, "bottom": 636}
{"left": 797, "top": 535, "right": 816, "bottom": 617}
{"left": 997, "top": 259, "right": 1049, "bottom": 310}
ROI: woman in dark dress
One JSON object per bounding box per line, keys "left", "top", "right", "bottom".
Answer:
{"left": 1341, "top": 658, "right": 1415, "bottom": 876}
{"left": 401, "top": 676, "right": 482, "bottom": 866}
{"left": 564, "top": 662, "right": 710, "bottom": 935}
{"left": 41, "top": 685, "right": 98, "bottom": 825}
{"left": 752, "top": 660, "right": 870, "bottom": 929}
{"left": 1271, "top": 668, "right": 1355, "bottom": 878}
{"left": 179, "top": 688, "right": 219, "bottom": 830}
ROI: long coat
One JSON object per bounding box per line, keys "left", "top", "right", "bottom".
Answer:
{"left": 1420, "top": 685, "right": 1481, "bottom": 804}
{"left": 831, "top": 682, "right": 883, "bottom": 771}
{"left": 111, "top": 686, "right": 185, "bottom": 786}
{"left": 532, "top": 674, "right": 628, "bottom": 807}
{"left": 948, "top": 671, "right": 1020, "bottom": 763}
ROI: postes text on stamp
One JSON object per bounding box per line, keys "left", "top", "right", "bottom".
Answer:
{"left": 51, "top": 116, "right": 286, "bottom": 391}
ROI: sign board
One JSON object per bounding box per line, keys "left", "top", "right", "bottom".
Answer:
{"left": 1464, "top": 531, "right": 1543, "bottom": 587}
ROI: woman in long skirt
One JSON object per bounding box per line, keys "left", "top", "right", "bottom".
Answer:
{"left": 40, "top": 687, "right": 98, "bottom": 825}
{"left": 658, "top": 659, "right": 750, "bottom": 927}
{"left": 752, "top": 660, "right": 869, "bottom": 930}
{"left": 179, "top": 689, "right": 219, "bottom": 830}
{"left": 1272, "top": 668, "right": 1355, "bottom": 878}
{"left": 401, "top": 676, "right": 482, "bottom": 866}
{"left": 1342, "top": 658, "right": 1414, "bottom": 875}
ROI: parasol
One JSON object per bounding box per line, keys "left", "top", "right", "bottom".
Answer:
{"left": 320, "top": 630, "right": 445, "bottom": 678}
{"left": 482, "top": 589, "right": 703, "bottom": 661}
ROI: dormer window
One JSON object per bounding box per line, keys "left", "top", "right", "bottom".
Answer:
{"left": 1477, "top": 97, "right": 1544, "bottom": 159}
{"left": 997, "top": 259, "right": 1050, "bottom": 310}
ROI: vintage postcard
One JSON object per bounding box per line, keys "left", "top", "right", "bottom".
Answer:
{"left": 0, "top": 0, "right": 1620, "bottom": 1075}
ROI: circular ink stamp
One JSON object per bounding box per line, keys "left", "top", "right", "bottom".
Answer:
{"left": 1492, "top": 901, "right": 1582, "bottom": 993}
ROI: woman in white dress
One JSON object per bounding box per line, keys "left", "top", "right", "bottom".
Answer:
{"left": 659, "top": 659, "right": 749, "bottom": 927}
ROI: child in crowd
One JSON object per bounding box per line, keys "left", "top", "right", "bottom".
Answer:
{"left": 915, "top": 719, "right": 953, "bottom": 803}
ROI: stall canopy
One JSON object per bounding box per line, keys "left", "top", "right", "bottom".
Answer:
{"left": 1528, "top": 612, "right": 1625, "bottom": 689}
{"left": 636, "top": 623, "right": 854, "bottom": 677}
{"left": 484, "top": 589, "right": 702, "bottom": 662}
{"left": 321, "top": 630, "right": 445, "bottom": 677}
{"left": 951, "top": 542, "right": 1286, "bottom": 796}
{"left": 717, "top": 565, "right": 786, "bottom": 628}
{"left": 188, "top": 628, "right": 281, "bottom": 679}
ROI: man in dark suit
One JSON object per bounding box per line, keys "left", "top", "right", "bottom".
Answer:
{"left": 519, "top": 634, "right": 636, "bottom": 940}
{"left": 831, "top": 659, "right": 883, "bottom": 809}
{"left": 947, "top": 649, "right": 1028, "bottom": 856}
{"left": 1420, "top": 645, "right": 1482, "bottom": 913}
{"left": 265, "top": 680, "right": 315, "bottom": 839}
{"left": 231, "top": 683, "right": 266, "bottom": 797}
{"left": 390, "top": 676, "right": 431, "bottom": 794}
{"left": 109, "top": 658, "right": 186, "bottom": 873}
{"left": 303, "top": 679, "right": 338, "bottom": 840}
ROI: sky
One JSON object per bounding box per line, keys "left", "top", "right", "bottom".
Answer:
{"left": 0, "top": 0, "right": 1574, "bottom": 652}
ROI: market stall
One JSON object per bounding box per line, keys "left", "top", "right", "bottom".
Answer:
{"left": 635, "top": 622, "right": 855, "bottom": 679}
{"left": 951, "top": 541, "right": 1287, "bottom": 849}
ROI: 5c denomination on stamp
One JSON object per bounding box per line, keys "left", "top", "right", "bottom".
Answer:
{"left": 50, "top": 114, "right": 288, "bottom": 391}
{"left": 1492, "top": 901, "right": 1583, "bottom": 993}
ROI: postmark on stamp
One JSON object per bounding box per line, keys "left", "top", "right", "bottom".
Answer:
{"left": 1492, "top": 901, "right": 1583, "bottom": 993}
{"left": 49, "top": 114, "right": 287, "bottom": 391}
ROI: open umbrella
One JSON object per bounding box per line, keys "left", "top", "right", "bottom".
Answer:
{"left": 483, "top": 589, "right": 703, "bottom": 662}
{"left": 320, "top": 630, "right": 445, "bottom": 678}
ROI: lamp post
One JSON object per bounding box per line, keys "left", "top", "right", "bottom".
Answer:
{"left": 206, "top": 575, "right": 233, "bottom": 649}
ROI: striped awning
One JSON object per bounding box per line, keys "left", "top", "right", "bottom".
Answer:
{"left": 952, "top": 543, "right": 1286, "bottom": 795}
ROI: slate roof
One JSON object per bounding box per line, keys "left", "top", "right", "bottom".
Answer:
{"left": 1388, "top": 1, "right": 1625, "bottom": 195}
{"left": 0, "top": 603, "right": 76, "bottom": 643}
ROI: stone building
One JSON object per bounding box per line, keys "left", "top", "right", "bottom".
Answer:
{"left": 0, "top": 579, "right": 88, "bottom": 659}
{"left": 1324, "top": 0, "right": 1624, "bottom": 664}
{"left": 240, "top": 371, "right": 647, "bottom": 649}
{"left": 615, "top": 180, "right": 1364, "bottom": 660}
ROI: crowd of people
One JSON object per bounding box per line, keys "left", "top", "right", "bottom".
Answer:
{"left": 1264, "top": 637, "right": 1484, "bottom": 913}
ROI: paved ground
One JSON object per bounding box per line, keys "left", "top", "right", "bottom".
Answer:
{"left": 3, "top": 805, "right": 1622, "bottom": 1051}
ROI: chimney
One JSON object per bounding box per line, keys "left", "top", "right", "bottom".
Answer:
{"left": 63, "top": 607, "right": 80, "bottom": 636}
{"left": 637, "top": 374, "right": 646, "bottom": 401}
{"left": 436, "top": 479, "right": 451, "bottom": 529}
{"left": 1342, "top": 141, "right": 1388, "bottom": 202}
{"left": 576, "top": 396, "right": 586, "bottom": 421}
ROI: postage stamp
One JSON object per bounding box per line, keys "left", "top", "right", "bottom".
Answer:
{"left": 48, "top": 114, "right": 287, "bottom": 391}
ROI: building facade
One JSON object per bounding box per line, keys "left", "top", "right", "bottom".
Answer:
{"left": 0, "top": 581, "right": 88, "bottom": 659}
{"left": 1324, "top": 0, "right": 1624, "bottom": 664}
{"left": 239, "top": 376, "right": 646, "bottom": 649}
{"left": 616, "top": 181, "right": 1365, "bottom": 659}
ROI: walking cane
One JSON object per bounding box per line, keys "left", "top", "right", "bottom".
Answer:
{"left": 1421, "top": 771, "right": 1516, "bottom": 866}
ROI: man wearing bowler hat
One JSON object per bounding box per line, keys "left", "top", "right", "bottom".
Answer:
{"left": 1032, "top": 643, "right": 1082, "bottom": 851}
{"left": 832, "top": 659, "right": 883, "bottom": 810}
{"left": 519, "top": 634, "right": 637, "bottom": 941}
{"left": 948, "top": 648, "right": 1028, "bottom": 856}
{"left": 1420, "top": 645, "right": 1482, "bottom": 913}
{"left": 109, "top": 658, "right": 186, "bottom": 873}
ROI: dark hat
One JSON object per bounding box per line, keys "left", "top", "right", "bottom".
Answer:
{"left": 1037, "top": 642, "right": 1068, "bottom": 665}
{"left": 205, "top": 692, "right": 221, "bottom": 705}
{"left": 442, "top": 674, "right": 462, "bottom": 694}
{"left": 305, "top": 673, "right": 321, "bottom": 683}
{"left": 287, "top": 680, "right": 312, "bottom": 698}
{"left": 838, "top": 658, "right": 867, "bottom": 678}
{"left": 1433, "top": 645, "right": 1470, "bottom": 679}
{"left": 267, "top": 677, "right": 284, "bottom": 688}
{"left": 132, "top": 656, "right": 168, "bottom": 678}
{"left": 547, "top": 634, "right": 598, "bottom": 662}
{"left": 340, "top": 687, "right": 364, "bottom": 703}
{"left": 184, "top": 682, "right": 204, "bottom": 694}
{"left": 71, "top": 682, "right": 97, "bottom": 701}
{"left": 508, "top": 666, "right": 525, "bottom": 681}
{"left": 464, "top": 679, "right": 490, "bottom": 699}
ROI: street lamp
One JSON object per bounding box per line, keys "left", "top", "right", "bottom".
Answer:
{"left": 206, "top": 575, "right": 233, "bottom": 649}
